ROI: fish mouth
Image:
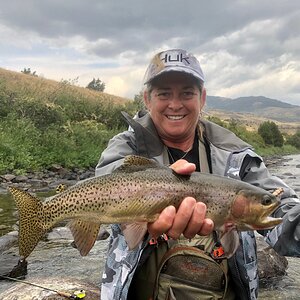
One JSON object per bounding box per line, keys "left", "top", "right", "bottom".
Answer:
{"left": 236, "top": 195, "right": 282, "bottom": 231}
{"left": 261, "top": 199, "right": 280, "bottom": 218}
{"left": 254, "top": 200, "right": 282, "bottom": 230}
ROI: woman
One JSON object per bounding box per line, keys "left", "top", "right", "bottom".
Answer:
{"left": 96, "top": 49, "right": 300, "bottom": 300}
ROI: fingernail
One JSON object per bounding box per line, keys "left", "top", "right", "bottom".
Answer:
{"left": 165, "top": 206, "right": 175, "bottom": 216}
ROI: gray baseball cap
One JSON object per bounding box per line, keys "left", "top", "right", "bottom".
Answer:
{"left": 143, "top": 49, "right": 204, "bottom": 85}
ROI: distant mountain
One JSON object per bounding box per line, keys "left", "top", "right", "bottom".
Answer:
{"left": 206, "top": 96, "right": 300, "bottom": 122}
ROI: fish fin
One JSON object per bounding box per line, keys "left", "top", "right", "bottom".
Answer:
{"left": 219, "top": 230, "right": 240, "bottom": 258}
{"left": 8, "top": 186, "right": 45, "bottom": 259}
{"left": 68, "top": 219, "right": 100, "bottom": 256}
{"left": 123, "top": 155, "right": 157, "bottom": 167}
{"left": 121, "top": 222, "right": 148, "bottom": 250}
{"left": 115, "top": 155, "right": 164, "bottom": 173}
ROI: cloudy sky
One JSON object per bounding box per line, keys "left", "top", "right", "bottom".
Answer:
{"left": 1, "top": 0, "right": 299, "bottom": 105}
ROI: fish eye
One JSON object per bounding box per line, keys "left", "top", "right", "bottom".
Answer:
{"left": 261, "top": 195, "right": 273, "bottom": 206}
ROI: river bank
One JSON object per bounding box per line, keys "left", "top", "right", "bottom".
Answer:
{"left": 0, "top": 165, "right": 95, "bottom": 195}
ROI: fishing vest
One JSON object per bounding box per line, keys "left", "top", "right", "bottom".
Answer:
{"left": 128, "top": 234, "right": 236, "bottom": 300}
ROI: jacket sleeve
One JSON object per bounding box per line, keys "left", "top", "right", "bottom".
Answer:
{"left": 95, "top": 130, "right": 137, "bottom": 176}
{"left": 240, "top": 153, "right": 300, "bottom": 256}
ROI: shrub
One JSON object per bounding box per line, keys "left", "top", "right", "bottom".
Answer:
{"left": 13, "top": 97, "right": 65, "bottom": 129}
{"left": 38, "top": 121, "right": 118, "bottom": 169}
{"left": 286, "top": 130, "right": 300, "bottom": 149}
{"left": 258, "top": 121, "right": 284, "bottom": 147}
{"left": 86, "top": 78, "right": 105, "bottom": 92}
{"left": 0, "top": 114, "right": 41, "bottom": 173}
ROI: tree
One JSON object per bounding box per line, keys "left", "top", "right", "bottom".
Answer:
{"left": 286, "top": 130, "right": 300, "bottom": 149}
{"left": 258, "top": 121, "right": 284, "bottom": 147}
{"left": 21, "top": 68, "right": 38, "bottom": 77}
{"left": 86, "top": 78, "right": 105, "bottom": 92}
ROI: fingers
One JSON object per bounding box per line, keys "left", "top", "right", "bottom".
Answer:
{"left": 183, "top": 201, "right": 214, "bottom": 239}
{"left": 167, "top": 197, "right": 197, "bottom": 239}
{"left": 170, "top": 159, "right": 196, "bottom": 175}
{"left": 148, "top": 206, "right": 176, "bottom": 238}
{"left": 147, "top": 197, "right": 214, "bottom": 240}
{"left": 197, "top": 218, "right": 214, "bottom": 236}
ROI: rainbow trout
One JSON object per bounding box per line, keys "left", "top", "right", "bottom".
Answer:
{"left": 9, "top": 155, "right": 282, "bottom": 259}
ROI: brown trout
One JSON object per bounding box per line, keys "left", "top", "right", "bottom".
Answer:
{"left": 9, "top": 155, "right": 282, "bottom": 259}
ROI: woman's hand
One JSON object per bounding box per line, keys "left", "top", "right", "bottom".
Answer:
{"left": 147, "top": 159, "right": 214, "bottom": 239}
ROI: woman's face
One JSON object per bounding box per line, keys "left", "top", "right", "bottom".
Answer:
{"left": 144, "top": 72, "right": 206, "bottom": 144}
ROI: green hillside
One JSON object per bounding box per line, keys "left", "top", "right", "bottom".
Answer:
{"left": 0, "top": 68, "right": 137, "bottom": 174}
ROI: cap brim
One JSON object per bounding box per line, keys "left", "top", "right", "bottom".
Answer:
{"left": 144, "top": 66, "right": 204, "bottom": 85}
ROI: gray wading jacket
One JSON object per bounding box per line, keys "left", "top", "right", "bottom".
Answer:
{"left": 95, "top": 112, "right": 300, "bottom": 300}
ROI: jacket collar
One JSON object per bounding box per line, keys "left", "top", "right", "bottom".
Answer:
{"left": 122, "top": 111, "right": 251, "bottom": 157}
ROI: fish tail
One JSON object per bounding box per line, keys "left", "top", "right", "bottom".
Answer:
{"left": 8, "top": 186, "right": 46, "bottom": 259}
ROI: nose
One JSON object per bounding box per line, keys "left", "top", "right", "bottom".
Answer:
{"left": 168, "top": 95, "right": 183, "bottom": 110}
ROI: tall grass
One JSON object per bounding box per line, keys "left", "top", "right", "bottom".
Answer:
{"left": 0, "top": 68, "right": 135, "bottom": 174}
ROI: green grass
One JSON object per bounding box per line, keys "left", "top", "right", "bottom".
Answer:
{"left": 0, "top": 68, "right": 136, "bottom": 174}
{"left": 255, "top": 144, "right": 299, "bottom": 157}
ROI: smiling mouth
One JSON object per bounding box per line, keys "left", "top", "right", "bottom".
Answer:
{"left": 166, "top": 115, "right": 185, "bottom": 120}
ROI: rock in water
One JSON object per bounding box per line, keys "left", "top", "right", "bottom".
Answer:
{"left": 97, "top": 228, "right": 110, "bottom": 241}
{"left": 0, "top": 277, "right": 100, "bottom": 300}
{"left": 256, "top": 234, "right": 288, "bottom": 280}
{"left": 0, "top": 231, "right": 18, "bottom": 254}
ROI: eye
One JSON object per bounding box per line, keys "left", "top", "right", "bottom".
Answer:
{"left": 157, "top": 92, "right": 171, "bottom": 100}
{"left": 261, "top": 195, "right": 273, "bottom": 206}
{"left": 182, "top": 91, "right": 197, "bottom": 100}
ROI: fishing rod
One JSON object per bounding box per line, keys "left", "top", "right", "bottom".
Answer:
{"left": 0, "top": 275, "right": 85, "bottom": 299}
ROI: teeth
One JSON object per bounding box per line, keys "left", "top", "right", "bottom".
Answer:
{"left": 167, "top": 115, "right": 184, "bottom": 120}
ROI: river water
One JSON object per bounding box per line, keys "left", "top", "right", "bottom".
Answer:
{"left": 0, "top": 155, "right": 299, "bottom": 299}
{"left": 0, "top": 193, "right": 17, "bottom": 236}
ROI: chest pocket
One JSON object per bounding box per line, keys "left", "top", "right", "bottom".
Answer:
{"left": 154, "top": 245, "right": 229, "bottom": 300}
